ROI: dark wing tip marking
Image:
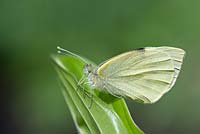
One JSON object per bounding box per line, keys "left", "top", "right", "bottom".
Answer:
{"left": 136, "top": 47, "right": 145, "bottom": 51}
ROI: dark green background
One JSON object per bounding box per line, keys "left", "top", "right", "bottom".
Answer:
{"left": 0, "top": 0, "right": 199, "bottom": 134}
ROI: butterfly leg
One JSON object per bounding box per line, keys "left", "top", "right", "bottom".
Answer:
{"left": 76, "top": 77, "right": 94, "bottom": 108}
{"left": 78, "top": 85, "right": 94, "bottom": 108}
{"left": 88, "top": 94, "right": 93, "bottom": 109}
{"left": 76, "top": 75, "right": 88, "bottom": 98}
{"left": 76, "top": 75, "right": 86, "bottom": 91}
{"left": 77, "top": 82, "right": 87, "bottom": 98}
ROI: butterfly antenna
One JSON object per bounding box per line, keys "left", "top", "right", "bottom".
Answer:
{"left": 57, "top": 46, "right": 87, "bottom": 63}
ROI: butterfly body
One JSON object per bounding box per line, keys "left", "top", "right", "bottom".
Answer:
{"left": 84, "top": 64, "right": 105, "bottom": 89}
{"left": 83, "top": 46, "right": 185, "bottom": 103}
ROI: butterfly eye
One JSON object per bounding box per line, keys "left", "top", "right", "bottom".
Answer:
{"left": 83, "top": 64, "right": 92, "bottom": 75}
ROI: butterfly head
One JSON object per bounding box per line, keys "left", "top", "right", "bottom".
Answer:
{"left": 83, "top": 64, "right": 95, "bottom": 75}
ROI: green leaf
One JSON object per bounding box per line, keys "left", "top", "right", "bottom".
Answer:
{"left": 51, "top": 53, "right": 144, "bottom": 134}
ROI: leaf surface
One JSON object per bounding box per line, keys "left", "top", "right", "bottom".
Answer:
{"left": 52, "top": 54, "right": 143, "bottom": 134}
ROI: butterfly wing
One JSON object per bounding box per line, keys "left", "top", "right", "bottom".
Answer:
{"left": 97, "top": 47, "right": 185, "bottom": 103}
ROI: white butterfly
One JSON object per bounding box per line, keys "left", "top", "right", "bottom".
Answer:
{"left": 58, "top": 46, "right": 185, "bottom": 103}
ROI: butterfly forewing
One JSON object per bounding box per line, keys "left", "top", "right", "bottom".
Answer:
{"left": 151, "top": 47, "right": 185, "bottom": 88}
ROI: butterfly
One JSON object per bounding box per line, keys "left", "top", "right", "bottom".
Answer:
{"left": 58, "top": 46, "right": 185, "bottom": 104}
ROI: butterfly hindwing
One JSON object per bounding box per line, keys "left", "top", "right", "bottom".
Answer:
{"left": 97, "top": 47, "right": 185, "bottom": 103}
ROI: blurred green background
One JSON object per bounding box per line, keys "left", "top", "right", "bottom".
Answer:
{"left": 0, "top": 0, "right": 199, "bottom": 134}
